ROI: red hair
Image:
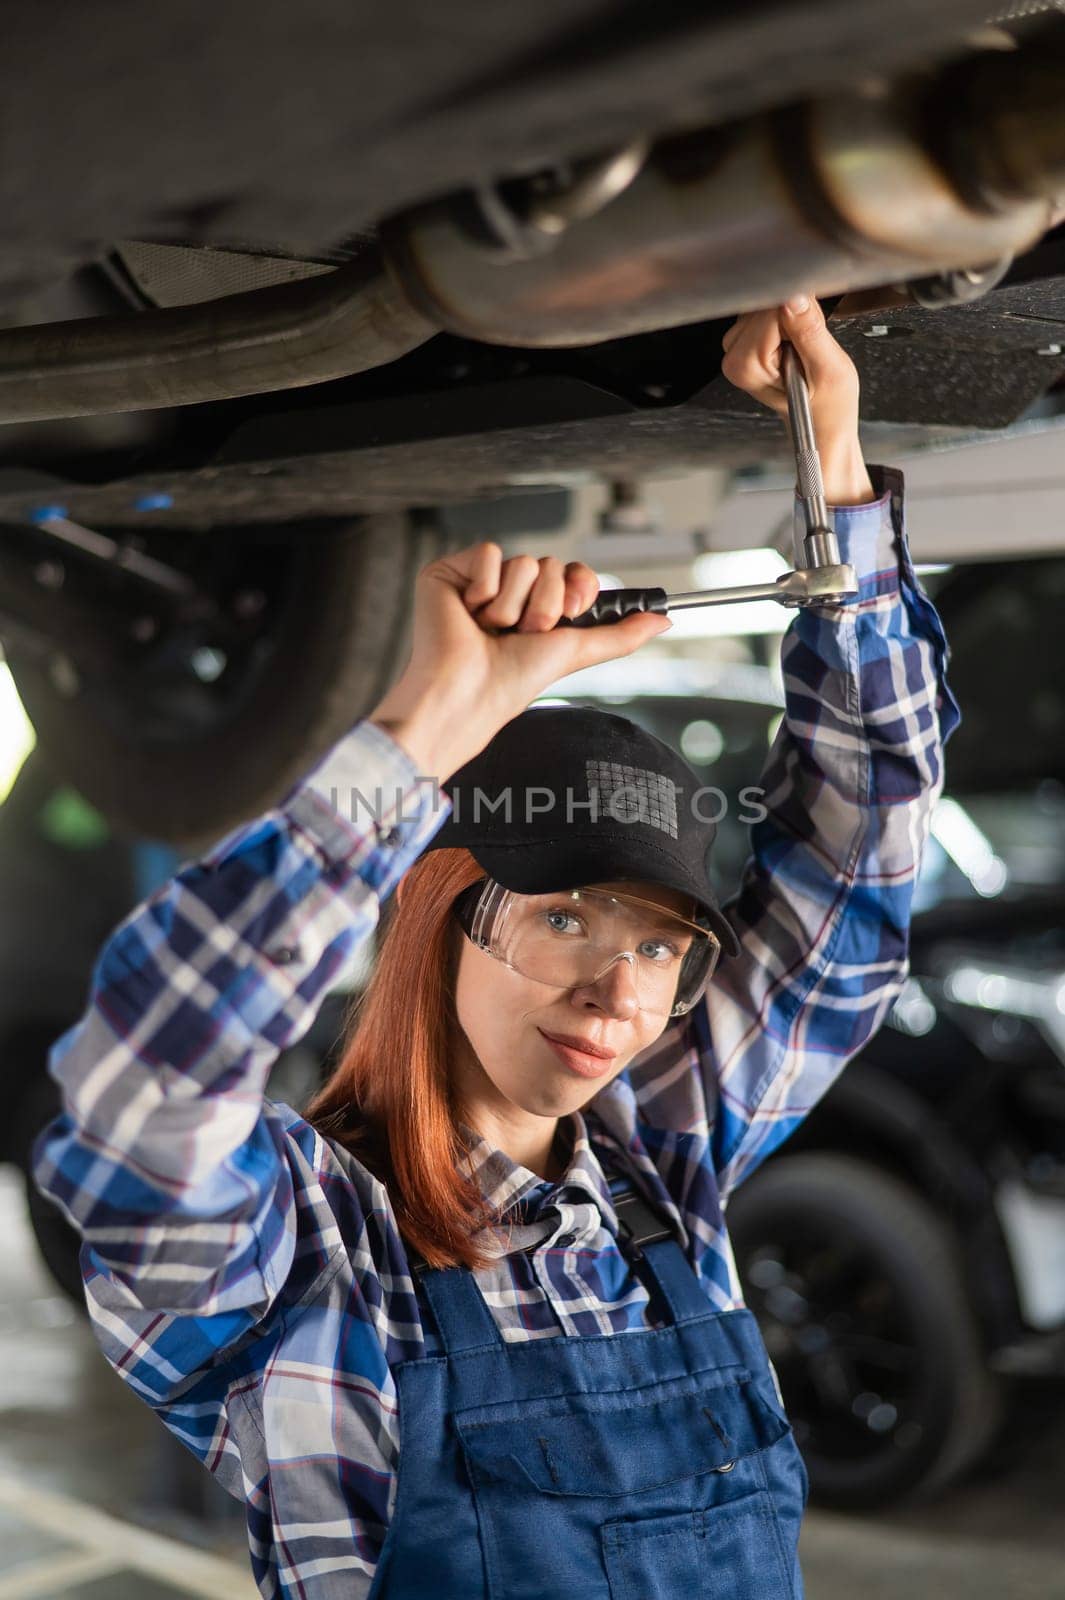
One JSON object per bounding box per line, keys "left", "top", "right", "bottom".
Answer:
{"left": 302, "top": 847, "right": 504, "bottom": 1271}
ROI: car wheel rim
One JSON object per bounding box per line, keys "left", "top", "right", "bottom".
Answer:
{"left": 741, "top": 1225, "right": 928, "bottom": 1476}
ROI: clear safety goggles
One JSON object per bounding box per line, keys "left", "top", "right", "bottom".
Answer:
{"left": 453, "top": 878, "right": 721, "bottom": 1018}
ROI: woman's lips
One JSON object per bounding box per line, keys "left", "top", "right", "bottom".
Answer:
{"left": 538, "top": 1029, "right": 616, "bottom": 1079}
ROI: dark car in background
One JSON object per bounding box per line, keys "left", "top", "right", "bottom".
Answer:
{"left": 5, "top": 553, "right": 1065, "bottom": 1514}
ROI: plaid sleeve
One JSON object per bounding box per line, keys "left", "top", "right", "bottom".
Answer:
{"left": 29, "top": 719, "right": 450, "bottom": 1330}
{"left": 696, "top": 464, "right": 961, "bottom": 1199}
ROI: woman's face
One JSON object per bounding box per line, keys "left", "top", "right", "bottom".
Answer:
{"left": 450, "top": 878, "right": 698, "bottom": 1123}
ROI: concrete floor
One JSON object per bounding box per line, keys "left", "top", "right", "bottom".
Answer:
{"left": 2, "top": 1165, "right": 1063, "bottom": 1600}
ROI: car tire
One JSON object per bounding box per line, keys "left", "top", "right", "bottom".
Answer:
{"left": 11, "top": 1065, "right": 87, "bottom": 1311}
{"left": 22, "top": 1159, "right": 89, "bottom": 1311}
{"left": 727, "top": 1152, "right": 1006, "bottom": 1509}
{"left": 4, "top": 510, "right": 446, "bottom": 848}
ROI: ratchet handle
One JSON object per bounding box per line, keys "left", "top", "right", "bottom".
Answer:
{"left": 793, "top": 442, "right": 825, "bottom": 504}
{"left": 501, "top": 587, "right": 668, "bottom": 630}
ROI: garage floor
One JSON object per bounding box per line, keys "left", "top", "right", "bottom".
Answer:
{"left": 2, "top": 1166, "right": 1062, "bottom": 1600}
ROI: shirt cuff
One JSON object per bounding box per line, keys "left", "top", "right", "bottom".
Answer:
{"left": 282, "top": 718, "right": 452, "bottom": 892}
{"left": 793, "top": 463, "right": 903, "bottom": 593}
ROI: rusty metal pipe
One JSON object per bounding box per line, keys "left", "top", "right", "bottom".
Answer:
{"left": 381, "top": 51, "right": 1059, "bottom": 347}
{"left": 0, "top": 249, "right": 436, "bottom": 423}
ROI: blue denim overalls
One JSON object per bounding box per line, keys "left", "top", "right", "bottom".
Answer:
{"left": 368, "top": 1152, "right": 809, "bottom": 1600}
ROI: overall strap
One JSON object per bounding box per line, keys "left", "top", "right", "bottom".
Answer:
{"left": 598, "top": 1128, "right": 714, "bottom": 1329}
{"left": 609, "top": 1178, "right": 714, "bottom": 1327}
{"left": 405, "top": 1243, "right": 505, "bottom": 1356}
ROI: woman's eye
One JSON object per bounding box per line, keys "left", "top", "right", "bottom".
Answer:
{"left": 545, "top": 909, "right": 582, "bottom": 934}
{"left": 640, "top": 939, "right": 680, "bottom": 962}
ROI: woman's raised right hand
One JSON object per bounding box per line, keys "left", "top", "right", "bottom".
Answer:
{"left": 368, "top": 541, "right": 672, "bottom": 780}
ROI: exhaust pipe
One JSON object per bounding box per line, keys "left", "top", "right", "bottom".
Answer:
{"left": 0, "top": 248, "right": 437, "bottom": 423}
{"left": 0, "top": 31, "right": 1060, "bottom": 421}
{"left": 381, "top": 40, "right": 1063, "bottom": 346}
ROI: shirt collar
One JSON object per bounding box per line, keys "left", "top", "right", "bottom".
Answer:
{"left": 455, "top": 1107, "right": 616, "bottom": 1224}
{"left": 454, "top": 1072, "right": 690, "bottom": 1259}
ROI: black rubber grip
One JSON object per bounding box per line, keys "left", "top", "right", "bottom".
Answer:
{"left": 502, "top": 587, "right": 668, "bottom": 630}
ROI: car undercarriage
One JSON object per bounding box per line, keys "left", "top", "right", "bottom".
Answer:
{"left": 1, "top": 0, "right": 1064, "bottom": 842}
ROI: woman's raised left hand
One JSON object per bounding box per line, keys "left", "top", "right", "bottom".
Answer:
{"left": 720, "top": 296, "right": 877, "bottom": 506}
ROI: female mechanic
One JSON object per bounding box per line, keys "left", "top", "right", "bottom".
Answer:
{"left": 32, "top": 295, "right": 959, "bottom": 1599}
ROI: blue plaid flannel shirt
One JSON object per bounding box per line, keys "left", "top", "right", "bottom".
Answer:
{"left": 31, "top": 464, "right": 960, "bottom": 1597}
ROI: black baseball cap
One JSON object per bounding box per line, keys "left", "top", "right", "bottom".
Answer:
{"left": 424, "top": 704, "right": 741, "bottom": 959}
